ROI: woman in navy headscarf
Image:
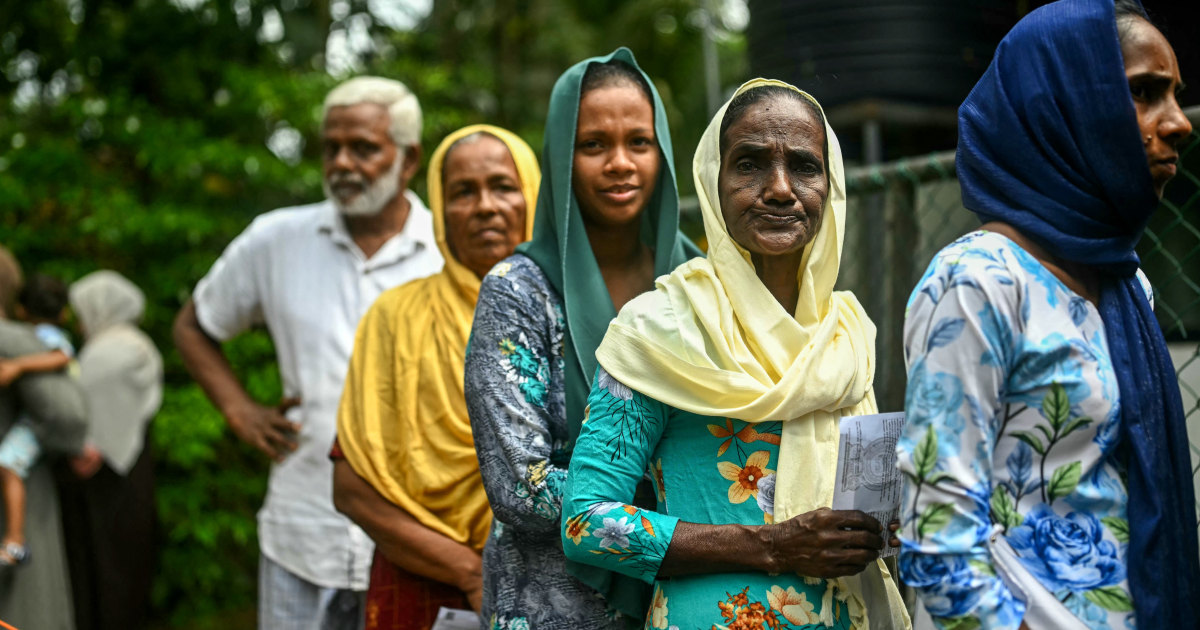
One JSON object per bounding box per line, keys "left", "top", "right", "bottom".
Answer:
{"left": 896, "top": 1, "right": 1194, "bottom": 629}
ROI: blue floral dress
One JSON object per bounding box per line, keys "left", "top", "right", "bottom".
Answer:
{"left": 465, "top": 254, "right": 629, "bottom": 630}
{"left": 563, "top": 368, "right": 853, "bottom": 630}
{"left": 898, "top": 231, "right": 1143, "bottom": 630}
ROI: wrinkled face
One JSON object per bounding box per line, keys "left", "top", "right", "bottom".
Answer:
{"left": 442, "top": 135, "right": 528, "bottom": 278}
{"left": 1121, "top": 17, "right": 1192, "bottom": 198}
{"left": 719, "top": 96, "right": 829, "bottom": 260}
{"left": 322, "top": 103, "right": 403, "bottom": 216}
{"left": 571, "top": 84, "right": 661, "bottom": 229}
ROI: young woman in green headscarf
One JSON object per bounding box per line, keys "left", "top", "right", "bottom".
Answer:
{"left": 464, "top": 48, "right": 700, "bottom": 630}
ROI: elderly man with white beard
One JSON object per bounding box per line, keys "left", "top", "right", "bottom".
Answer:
{"left": 173, "top": 77, "right": 441, "bottom": 630}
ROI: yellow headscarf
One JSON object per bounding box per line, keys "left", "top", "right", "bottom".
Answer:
{"left": 595, "top": 80, "right": 909, "bottom": 628}
{"left": 337, "top": 125, "right": 540, "bottom": 551}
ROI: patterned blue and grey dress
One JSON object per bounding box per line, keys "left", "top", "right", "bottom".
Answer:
{"left": 897, "top": 230, "right": 1145, "bottom": 630}
{"left": 465, "top": 254, "right": 628, "bottom": 630}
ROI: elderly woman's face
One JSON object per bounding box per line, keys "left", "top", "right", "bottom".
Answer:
{"left": 1121, "top": 17, "right": 1192, "bottom": 198}
{"left": 443, "top": 135, "right": 528, "bottom": 278}
{"left": 719, "top": 96, "right": 828, "bottom": 260}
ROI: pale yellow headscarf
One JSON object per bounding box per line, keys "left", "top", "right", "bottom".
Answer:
{"left": 595, "top": 80, "right": 909, "bottom": 628}
{"left": 337, "top": 125, "right": 540, "bottom": 551}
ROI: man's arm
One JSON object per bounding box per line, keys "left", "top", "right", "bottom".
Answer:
{"left": 0, "top": 350, "right": 70, "bottom": 387}
{"left": 173, "top": 298, "right": 298, "bottom": 460}
{"left": 332, "top": 457, "right": 482, "bottom": 612}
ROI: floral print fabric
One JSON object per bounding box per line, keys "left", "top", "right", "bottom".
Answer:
{"left": 465, "top": 255, "right": 627, "bottom": 630}
{"left": 563, "top": 368, "right": 851, "bottom": 630}
{"left": 898, "top": 231, "right": 1141, "bottom": 630}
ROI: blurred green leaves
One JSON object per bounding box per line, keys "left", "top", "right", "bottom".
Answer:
{"left": 1, "top": 0, "right": 744, "bottom": 625}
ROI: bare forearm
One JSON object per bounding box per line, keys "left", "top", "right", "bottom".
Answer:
{"left": 658, "top": 521, "right": 774, "bottom": 577}
{"left": 333, "top": 459, "right": 480, "bottom": 590}
{"left": 659, "top": 509, "right": 887, "bottom": 580}
{"left": 173, "top": 299, "right": 253, "bottom": 416}
{"left": 8, "top": 350, "right": 70, "bottom": 376}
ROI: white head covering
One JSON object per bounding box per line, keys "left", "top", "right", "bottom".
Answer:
{"left": 70, "top": 270, "right": 163, "bottom": 474}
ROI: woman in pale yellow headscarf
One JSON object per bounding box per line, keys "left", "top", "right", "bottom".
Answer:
{"left": 332, "top": 124, "right": 539, "bottom": 629}
{"left": 561, "top": 81, "right": 911, "bottom": 629}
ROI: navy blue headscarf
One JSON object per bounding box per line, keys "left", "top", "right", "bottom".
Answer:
{"left": 957, "top": 0, "right": 1200, "bottom": 626}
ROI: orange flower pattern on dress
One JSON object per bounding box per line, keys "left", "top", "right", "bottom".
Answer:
{"left": 707, "top": 418, "right": 781, "bottom": 456}
{"left": 564, "top": 513, "right": 591, "bottom": 545}
{"left": 561, "top": 366, "right": 842, "bottom": 628}
{"left": 712, "top": 585, "right": 828, "bottom": 630}
{"left": 718, "top": 451, "right": 774, "bottom": 504}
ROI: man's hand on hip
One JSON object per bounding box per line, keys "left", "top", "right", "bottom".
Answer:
{"left": 226, "top": 396, "right": 301, "bottom": 461}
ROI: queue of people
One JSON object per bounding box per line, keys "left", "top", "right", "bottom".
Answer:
{"left": 2, "top": 0, "right": 1195, "bottom": 629}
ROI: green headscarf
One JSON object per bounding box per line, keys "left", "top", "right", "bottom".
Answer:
{"left": 517, "top": 46, "right": 701, "bottom": 448}
{"left": 515, "top": 47, "right": 700, "bottom": 623}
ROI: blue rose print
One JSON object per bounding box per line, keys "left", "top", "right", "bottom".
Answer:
{"left": 936, "top": 481, "right": 993, "bottom": 548}
{"left": 898, "top": 552, "right": 982, "bottom": 617}
{"left": 1063, "top": 587, "right": 1112, "bottom": 630}
{"left": 977, "top": 302, "right": 1015, "bottom": 367}
{"left": 1008, "top": 504, "right": 1124, "bottom": 592}
{"left": 905, "top": 359, "right": 965, "bottom": 456}
{"left": 1007, "top": 334, "right": 1089, "bottom": 406}
{"left": 1010, "top": 242, "right": 1064, "bottom": 308}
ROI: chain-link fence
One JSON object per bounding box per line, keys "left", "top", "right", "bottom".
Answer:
{"left": 837, "top": 106, "right": 1200, "bottom": 529}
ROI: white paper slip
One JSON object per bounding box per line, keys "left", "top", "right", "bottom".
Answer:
{"left": 430, "top": 606, "right": 481, "bottom": 630}
{"left": 832, "top": 411, "right": 906, "bottom": 558}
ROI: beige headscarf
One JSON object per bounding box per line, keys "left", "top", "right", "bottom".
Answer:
{"left": 595, "top": 79, "right": 909, "bottom": 628}
{"left": 70, "top": 270, "right": 163, "bottom": 475}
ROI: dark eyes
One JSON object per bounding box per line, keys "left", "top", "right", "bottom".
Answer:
{"left": 733, "top": 158, "right": 820, "bottom": 175}
{"left": 576, "top": 136, "right": 655, "bottom": 152}
{"left": 323, "top": 140, "right": 380, "bottom": 159}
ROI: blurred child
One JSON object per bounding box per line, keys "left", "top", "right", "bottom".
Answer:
{"left": 0, "top": 273, "right": 76, "bottom": 567}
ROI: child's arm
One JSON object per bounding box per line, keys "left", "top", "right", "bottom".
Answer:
{"left": 0, "top": 350, "right": 70, "bottom": 387}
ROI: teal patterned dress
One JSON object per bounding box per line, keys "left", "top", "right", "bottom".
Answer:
{"left": 563, "top": 368, "right": 853, "bottom": 630}
{"left": 898, "top": 231, "right": 1143, "bottom": 630}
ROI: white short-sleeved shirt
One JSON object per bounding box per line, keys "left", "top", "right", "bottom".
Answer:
{"left": 193, "top": 192, "right": 442, "bottom": 590}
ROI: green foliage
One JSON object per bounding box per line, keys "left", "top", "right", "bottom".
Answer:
{"left": 1083, "top": 586, "right": 1135, "bottom": 612}
{"left": 1101, "top": 516, "right": 1131, "bottom": 544}
{"left": 1046, "top": 461, "right": 1082, "bottom": 504}
{"left": 1, "top": 0, "right": 745, "bottom": 624}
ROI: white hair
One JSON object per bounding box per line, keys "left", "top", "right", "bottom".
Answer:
{"left": 323, "top": 76, "right": 422, "bottom": 148}
{"left": 324, "top": 156, "right": 402, "bottom": 217}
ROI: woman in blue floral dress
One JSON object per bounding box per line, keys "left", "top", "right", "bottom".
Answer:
{"left": 561, "top": 80, "right": 911, "bottom": 630}
{"left": 897, "top": 1, "right": 1196, "bottom": 629}
{"left": 464, "top": 48, "right": 699, "bottom": 630}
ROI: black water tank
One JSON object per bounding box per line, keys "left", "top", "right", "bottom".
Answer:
{"left": 747, "top": 1, "right": 1017, "bottom": 109}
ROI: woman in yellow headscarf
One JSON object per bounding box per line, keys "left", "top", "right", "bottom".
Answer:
{"left": 561, "top": 81, "right": 911, "bottom": 629}
{"left": 332, "top": 124, "right": 539, "bottom": 629}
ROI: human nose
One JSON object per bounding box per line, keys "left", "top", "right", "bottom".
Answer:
{"left": 477, "top": 187, "right": 500, "bottom": 216}
{"left": 604, "top": 146, "right": 635, "bottom": 176}
{"left": 1161, "top": 98, "right": 1193, "bottom": 149}
{"left": 328, "top": 145, "right": 354, "bottom": 172}
{"left": 762, "top": 162, "right": 795, "bottom": 205}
